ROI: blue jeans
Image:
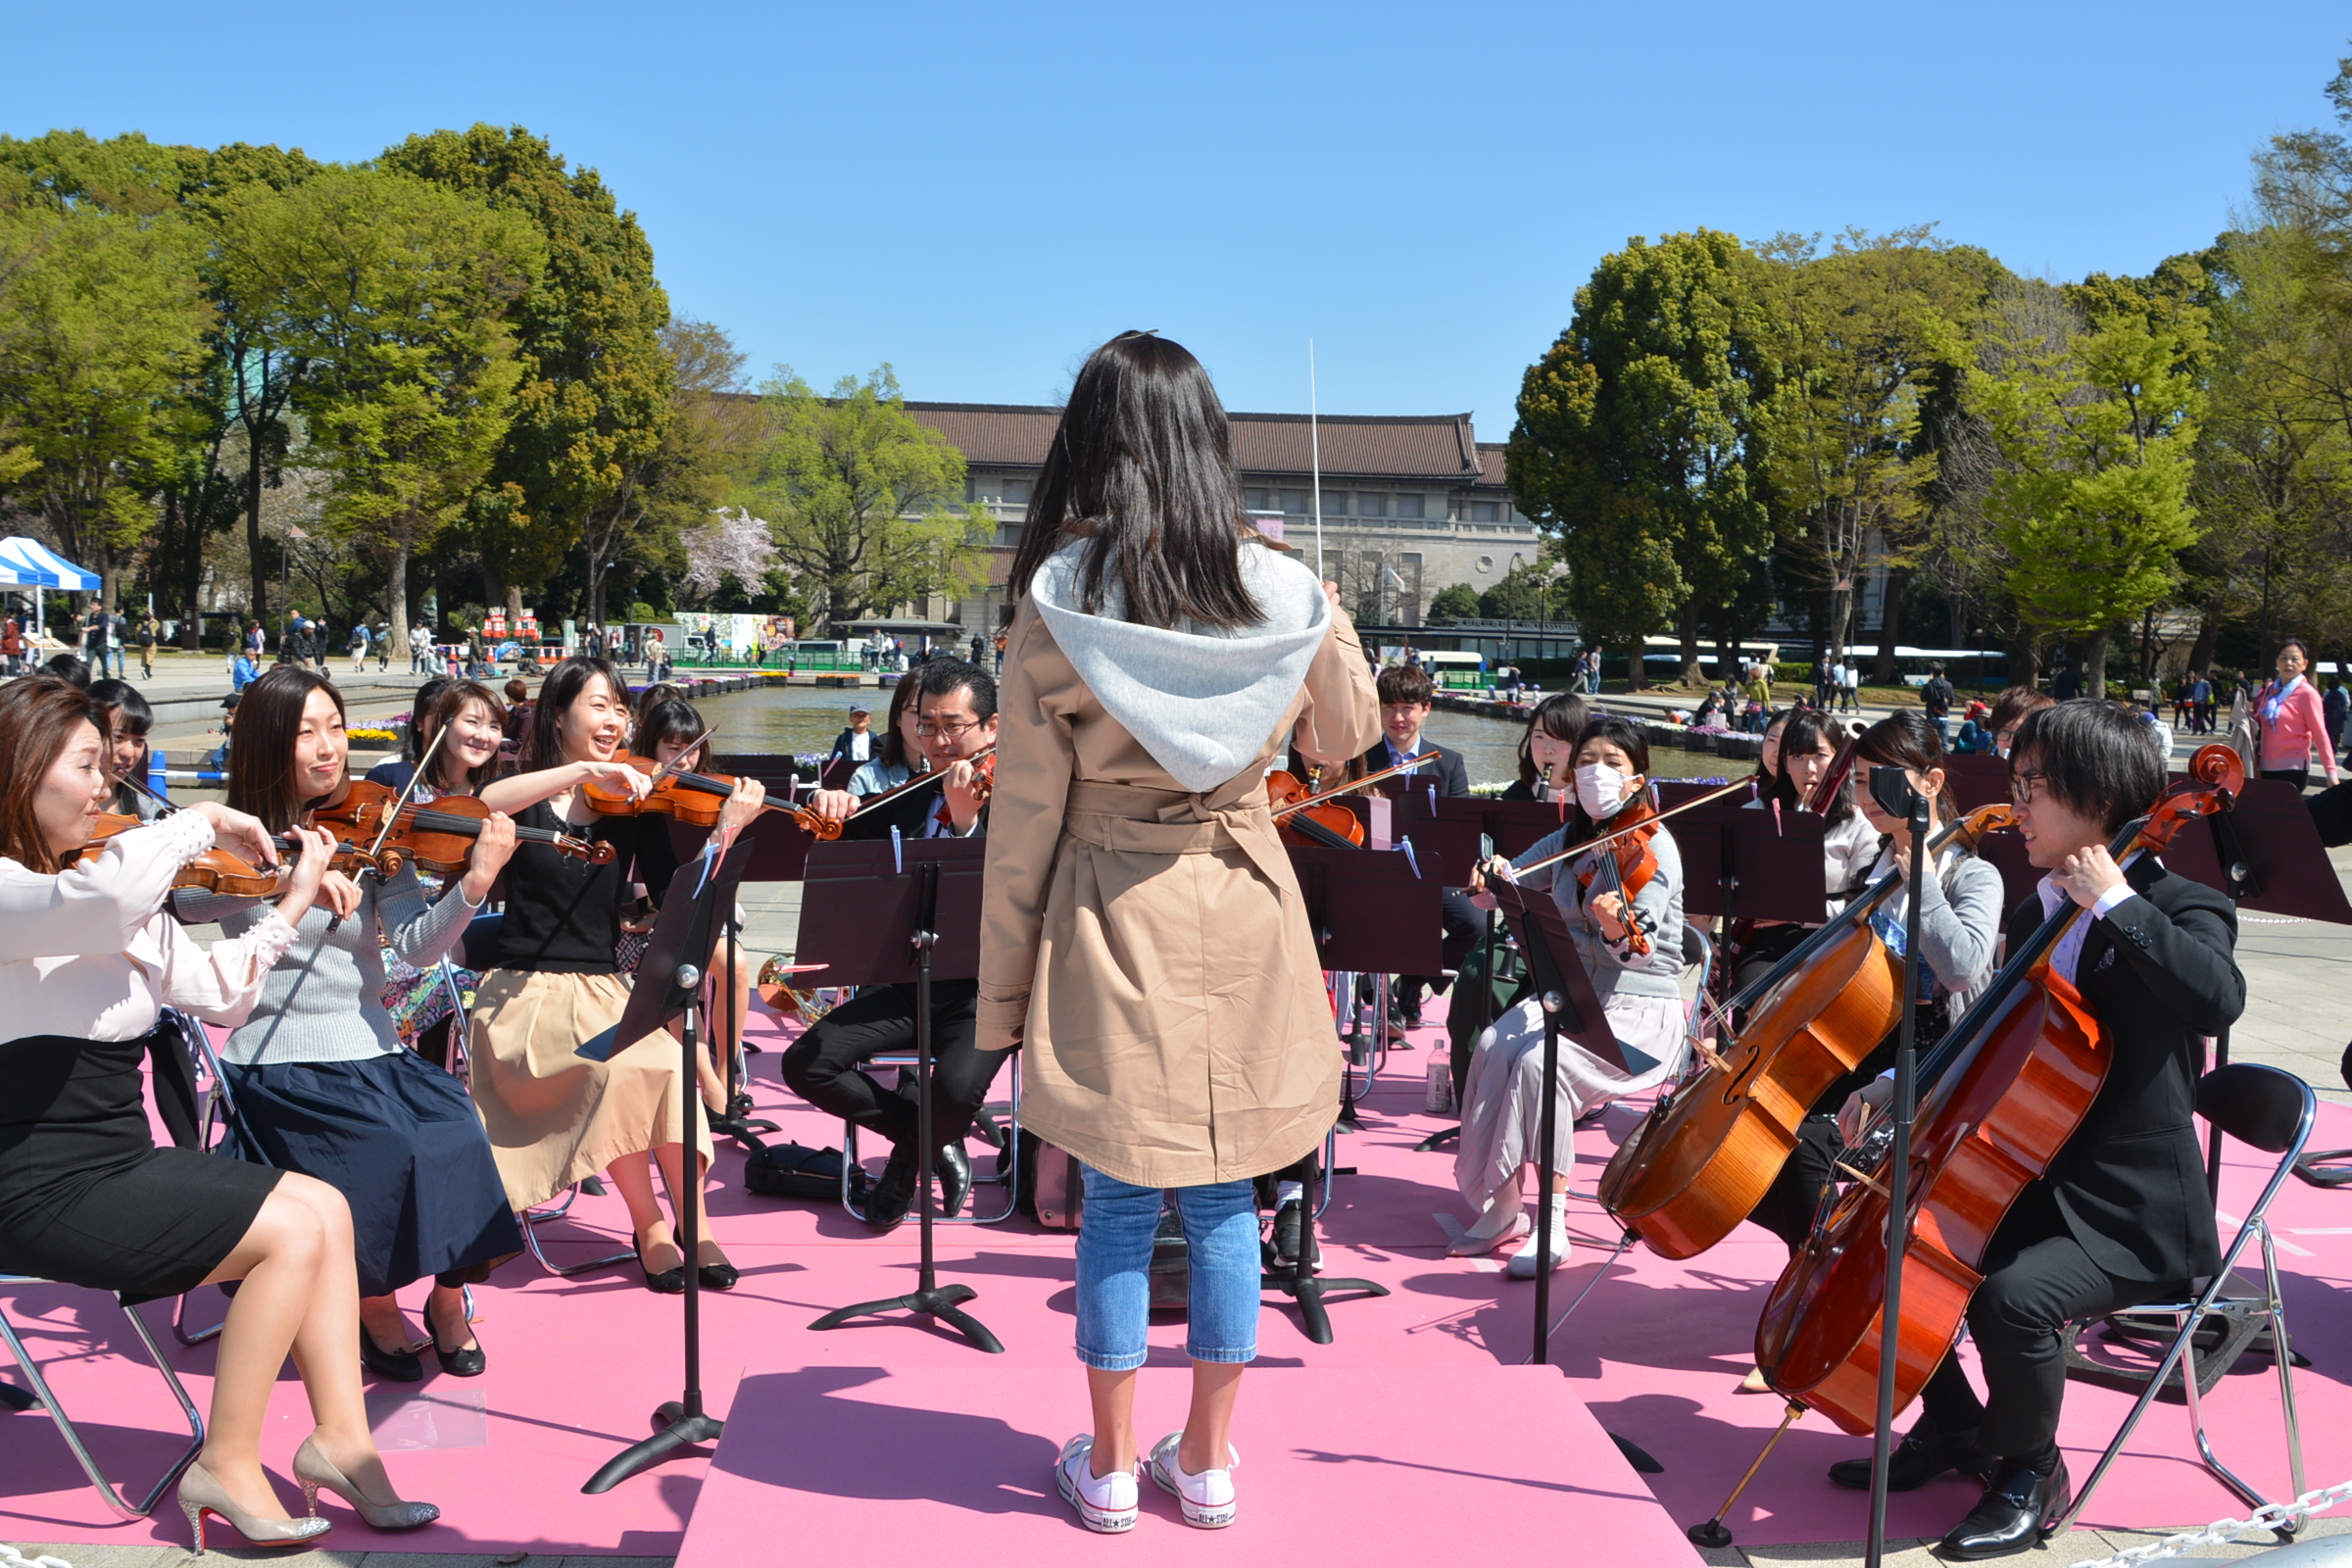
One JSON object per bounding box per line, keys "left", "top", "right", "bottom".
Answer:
{"left": 1074, "top": 1166, "right": 1260, "bottom": 1371}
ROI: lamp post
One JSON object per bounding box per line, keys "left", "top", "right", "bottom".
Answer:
{"left": 1507, "top": 552, "right": 1526, "bottom": 677}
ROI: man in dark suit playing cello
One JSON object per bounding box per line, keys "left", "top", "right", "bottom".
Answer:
{"left": 1825, "top": 701, "right": 2242, "bottom": 1560}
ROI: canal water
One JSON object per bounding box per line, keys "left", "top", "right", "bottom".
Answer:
{"left": 691, "top": 684, "right": 1740, "bottom": 788}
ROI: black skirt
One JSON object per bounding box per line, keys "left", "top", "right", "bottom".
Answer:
{"left": 0, "top": 1027, "right": 281, "bottom": 1298}
{"left": 221, "top": 1049, "right": 523, "bottom": 1298}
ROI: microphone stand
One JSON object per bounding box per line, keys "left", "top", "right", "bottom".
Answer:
{"left": 1863, "top": 767, "right": 1934, "bottom": 1568}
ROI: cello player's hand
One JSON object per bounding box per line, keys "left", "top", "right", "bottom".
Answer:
{"left": 2052, "top": 843, "right": 2127, "bottom": 910}
{"left": 1838, "top": 1077, "right": 1894, "bottom": 1148}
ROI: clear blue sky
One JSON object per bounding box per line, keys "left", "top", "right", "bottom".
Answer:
{"left": 10, "top": 2, "right": 2347, "bottom": 434}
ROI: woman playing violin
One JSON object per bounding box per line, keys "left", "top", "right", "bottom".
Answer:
{"left": 469, "top": 656, "right": 764, "bottom": 1294}
{"left": 1818, "top": 701, "right": 2242, "bottom": 1560}
{"left": 1725, "top": 709, "right": 1883, "bottom": 994}
{"left": 185, "top": 666, "right": 524, "bottom": 1384}
{"left": 1454, "top": 715, "right": 1690, "bottom": 1276}
{"left": 627, "top": 697, "right": 749, "bottom": 1111}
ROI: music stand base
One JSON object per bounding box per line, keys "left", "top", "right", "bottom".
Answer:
{"left": 809, "top": 1283, "right": 1004, "bottom": 1354}
{"left": 1412, "top": 1124, "right": 1460, "bottom": 1152}
{"left": 1259, "top": 1270, "right": 1389, "bottom": 1346}
{"left": 0, "top": 1380, "right": 35, "bottom": 1411}
{"left": 582, "top": 1408, "right": 723, "bottom": 1494}
{"left": 1688, "top": 1519, "right": 1735, "bottom": 1548}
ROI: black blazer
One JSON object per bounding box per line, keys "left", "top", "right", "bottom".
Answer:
{"left": 844, "top": 782, "right": 988, "bottom": 843}
{"left": 2003, "top": 856, "right": 2240, "bottom": 1285}
{"left": 1359, "top": 741, "right": 1470, "bottom": 799}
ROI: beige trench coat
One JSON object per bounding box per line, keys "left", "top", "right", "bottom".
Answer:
{"left": 976, "top": 592, "right": 1382, "bottom": 1189}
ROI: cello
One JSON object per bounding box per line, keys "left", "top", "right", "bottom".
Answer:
{"left": 1751, "top": 744, "right": 2244, "bottom": 1435}
{"left": 1598, "top": 801, "right": 2018, "bottom": 1258}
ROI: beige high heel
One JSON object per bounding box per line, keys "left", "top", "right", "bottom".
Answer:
{"left": 175, "top": 1455, "right": 334, "bottom": 1555}
{"left": 292, "top": 1434, "right": 440, "bottom": 1530}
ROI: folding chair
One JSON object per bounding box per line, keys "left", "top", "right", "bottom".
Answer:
{"left": 838, "top": 1052, "right": 1023, "bottom": 1225}
{"left": 0, "top": 1279, "right": 206, "bottom": 1518}
{"left": 2053, "top": 1062, "right": 2315, "bottom": 1532}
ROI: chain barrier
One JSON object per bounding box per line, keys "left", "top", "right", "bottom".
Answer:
{"left": 0, "top": 1546, "right": 72, "bottom": 1568}
{"left": 2062, "top": 1479, "right": 2352, "bottom": 1568}
{"left": 2238, "top": 915, "right": 2312, "bottom": 925}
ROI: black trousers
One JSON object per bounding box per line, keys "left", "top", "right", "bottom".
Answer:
{"left": 1917, "top": 1195, "right": 2170, "bottom": 1461}
{"left": 1397, "top": 889, "right": 1486, "bottom": 1010}
{"left": 2261, "top": 766, "right": 2311, "bottom": 794}
{"left": 778, "top": 980, "right": 1009, "bottom": 1152}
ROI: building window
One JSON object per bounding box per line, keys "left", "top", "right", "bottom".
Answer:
{"left": 1396, "top": 493, "right": 1424, "bottom": 519}
{"left": 1470, "top": 500, "right": 1499, "bottom": 522}
{"left": 1281, "top": 489, "right": 1308, "bottom": 514}
{"left": 1244, "top": 487, "right": 1269, "bottom": 511}
{"left": 1359, "top": 492, "right": 1386, "bottom": 518}
{"left": 1321, "top": 490, "right": 1348, "bottom": 515}
{"left": 964, "top": 476, "right": 979, "bottom": 503}
{"left": 1004, "top": 478, "right": 1031, "bottom": 506}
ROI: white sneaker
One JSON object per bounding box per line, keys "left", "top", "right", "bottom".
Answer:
{"left": 1149, "top": 1430, "right": 1238, "bottom": 1528}
{"left": 1506, "top": 1195, "right": 1571, "bottom": 1278}
{"left": 1056, "top": 1436, "right": 1139, "bottom": 1533}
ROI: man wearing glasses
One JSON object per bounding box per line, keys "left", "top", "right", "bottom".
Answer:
{"left": 781, "top": 660, "right": 1007, "bottom": 1232}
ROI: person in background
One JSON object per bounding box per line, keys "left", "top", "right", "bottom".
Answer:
{"left": 88, "top": 679, "right": 162, "bottom": 820}
{"left": 823, "top": 697, "right": 877, "bottom": 788}
{"left": 135, "top": 612, "right": 159, "bottom": 679}
{"left": 411, "top": 621, "right": 432, "bottom": 675}
{"left": 2170, "top": 674, "right": 2193, "bottom": 732}
{"left": 365, "top": 676, "right": 452, "bottom": 792}
{"left": 2135, "top": 700, "right": 2175, "bottom": 766}
{"left": 1921, "top": 662, "right": 1956, "bottom": 745}
{"left": 2049, "top": 662, "right": 2084, "bottom": 702}
{"left": 347, "top": 622, "right": 369, "bottom": 673}
{"left": 1724, "top": 707, "right": 1883, "bottom": 989}
{"left": 1742, "top": 663, "right": 1774, "bottom": 733}
{"left": 2323, "top": 672, "right": 2348, "bottom": 762}
{"left": 3, "top": 611, "right": 22, "bottom": 676}
{"left": 82, "top": 604, "right": 115, "bottom": 680}
{"left": 1985, "top": 686, "right": 2056, "bottom": 760}
{"left": 1355, "top": 663, "right": 1470, "bottom": 1028}
{"left": 2252, "top": 638, "right": 2339, "bottom": 793}
{"left": 205, "top": 692, "right": 238, "bottom": 773}
{"left": 502, "top": 677, "right": 534, "bottom": 761}
{"left": 2190, "top": 669, "right": 2215, "bottom": 736}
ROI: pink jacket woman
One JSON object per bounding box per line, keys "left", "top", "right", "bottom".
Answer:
{"left": 2256, "top": 673, "right": 2339, "bottom": 784}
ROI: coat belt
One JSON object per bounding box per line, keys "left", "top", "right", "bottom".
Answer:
{"left": 1060, "top": 777, "right": 1297, "bottom": 890}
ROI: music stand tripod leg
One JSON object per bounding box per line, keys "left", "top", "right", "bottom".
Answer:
{"left": 808, "top": 889, "right": 1004, "bottom": 1355}
{"left": 1260, "top": 1148, "right": 1389, "bottom": 1347}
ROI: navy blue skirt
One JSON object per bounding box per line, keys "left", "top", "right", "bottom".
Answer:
{"left": 221, "top": 1049, "right": 523, "bottom": 1298}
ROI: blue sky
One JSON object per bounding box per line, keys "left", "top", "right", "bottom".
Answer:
{"left": 9, "top": 3, "right": 2346, "bottom": 433}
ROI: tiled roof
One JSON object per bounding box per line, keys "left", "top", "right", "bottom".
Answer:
{"left": 905, "top": 402, "right": 1498, "bottom": 484}
{"left": 1477, "top": 442, "right": 1509, "bottom": 487}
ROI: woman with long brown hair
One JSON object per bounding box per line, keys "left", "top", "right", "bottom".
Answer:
{"left": 377, "top": 680, "right": 510, "bottom": 1060}
{"left": 0, "top": 677, "right": 438, "bottom": 1548}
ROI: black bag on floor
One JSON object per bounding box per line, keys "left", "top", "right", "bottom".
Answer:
{"left": 742, "top": 1133, "right": 864, "bottom": 1203}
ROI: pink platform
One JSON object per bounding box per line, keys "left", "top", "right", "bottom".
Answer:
{"left": 5, "top": 997, "right": 2347, "bottom": 1558}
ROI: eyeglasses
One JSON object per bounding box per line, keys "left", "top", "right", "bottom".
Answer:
{"left": 915, "top": 717, "right": 982, "bottom": 739}
{"left": 2009, "top": 768, "right": 2047, "bottom": 805}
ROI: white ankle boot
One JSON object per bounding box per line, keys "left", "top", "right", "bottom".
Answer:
{"left": 1506, "top": 1194, "right": 1571, "bottom": 1277}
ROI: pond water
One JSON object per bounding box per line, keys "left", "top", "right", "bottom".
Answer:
{"left": 690, "top": 684, "right": 1741, "bottom": 789}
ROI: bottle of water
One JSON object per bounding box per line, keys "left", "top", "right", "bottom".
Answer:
{"left": 1424, "top": 1051, "right": 1454, "bottom": 1115}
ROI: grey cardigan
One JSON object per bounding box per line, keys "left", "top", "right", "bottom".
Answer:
{"left": 176, "top": 868, "right": 480, "bottom": 1065}
{"left": 1863, "top": 842, "right": 2005, "bottom": 1026}
{"left": 1511, "top": 821, "right": 1689, "bottom": 1002}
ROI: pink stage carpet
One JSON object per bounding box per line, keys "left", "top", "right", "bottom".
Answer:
{"left": 5, "top": 997, "right": 2348, "bottom": 1558}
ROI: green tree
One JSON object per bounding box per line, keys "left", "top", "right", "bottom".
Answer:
{"left": 1962, "top": 277, "right": 2206, "bottom": 699}
{"left": 380, "top": 124, "right": 673, "bottom": 629}
{"left": 1508, "top": 230, "right": 1775, "bottom": 689}
{"left": 1427, "top": 582, "right": 1482, "bottom": 621}
{"left": 216, "top": 167, "right": 542, "bottom": 655}
{"left": 1478, "top": 560, "right": 1571, "bottom": 621}
{"left": 747, "top": 368, "right": 992, "bottom": 628}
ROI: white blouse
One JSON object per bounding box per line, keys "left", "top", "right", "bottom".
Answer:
{"left": 0, "top": 810, "right": 298, "bottom": 1045}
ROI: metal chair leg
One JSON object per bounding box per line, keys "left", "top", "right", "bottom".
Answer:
{"left": 0, "top": 1287, "right": 205, "bottom": 1519}
{"left": 521, "top": 1185, "right": 636, "bottom": 1278}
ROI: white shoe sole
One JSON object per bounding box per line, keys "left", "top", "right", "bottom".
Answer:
{"left": 1148, "top": 1439, "right": 1237, "bottom": 1529}
{"left": 1056, "top": 1445, "right": 1138, "bottom": 1534}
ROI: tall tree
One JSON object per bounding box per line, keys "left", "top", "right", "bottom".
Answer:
{"left": 747, "top": 368, "right": 992, "bottom": 627}
{"left": 380, "top": 124, "right": 673, "bottom": 630}
{"left": 215, "top": 167, "right": 540, "bottom": 654}
{"left": 1508, "top": 230, "right": 1775, "bottom": 689}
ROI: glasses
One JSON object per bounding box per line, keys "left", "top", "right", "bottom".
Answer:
{"left": 2009, "top": 768, "right": 2047, "bottom": 805}
{"left": 915, "top": 717, "right": 982, "bottom": 739}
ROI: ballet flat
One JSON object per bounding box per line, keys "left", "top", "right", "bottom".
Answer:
{"left": 1446, "top": 1213, "right": 1530, "bottom": 1257}
{"left": 293, "top": 1434, "right": 440, "bottom": 1531}
{"left": 175, "top": 1455, "right": 333, "bottom": 1555}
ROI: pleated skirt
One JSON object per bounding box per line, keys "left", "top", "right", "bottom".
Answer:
{"left": 221, "top": 1049, "right": 523, "bottom": 1298}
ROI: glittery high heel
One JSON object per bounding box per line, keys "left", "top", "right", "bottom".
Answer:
{"left": 175, "top": 1454, "right": 333, "bottom": 1554}
{"left": 292, "top": 1434, "right": 439, "bottom": 1531}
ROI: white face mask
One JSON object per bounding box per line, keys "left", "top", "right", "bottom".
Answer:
{"left": 1575, "top": 761, "right": 1634, "bottom": 820}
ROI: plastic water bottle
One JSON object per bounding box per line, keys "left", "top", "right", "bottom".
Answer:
{"left": 1424, "top": 1051, "right": 1454, "bottom": 1115}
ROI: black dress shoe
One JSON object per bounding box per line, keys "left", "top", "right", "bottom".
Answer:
{"left": 863, "top": 1145, "right": 918, "bottom": 1233}
{"left": 1272, "top": 1200, "right": 1306, "bottom": 1270}
{"left": 937, "top": 1143, "right": 973, "bottom": 1218}
{"left": 424, "top": 1294, "right": 486, "bottom": 1378}
{"left": 360, "top": 1326, "right": 423, "bottom": 1383}
{"left": 634, "top": 1236, "right": 686, "bottom": 1294}
{"left": 1937, "top": 1457, "right": 2071, "bottom": 1561}
{"left": 1827, "top": 1419, "right": 1993, "bottom": 1492}
{"left": 696, "top": 1253, "right": 740, "bottom": 1292}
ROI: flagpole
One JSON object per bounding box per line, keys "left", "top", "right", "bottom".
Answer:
{"left": 1309, "top": 341, "right": 1324, "bottom": 580}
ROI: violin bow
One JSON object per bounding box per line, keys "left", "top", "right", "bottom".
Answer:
{"left": 844, "top": 745, "right": 997, "bottom": 819}
{"left": 644, "top": 724, "right": 719, "bottom": 788}
{"left": 1500, "top": 775, "right": 1752, "bottom": 883}
{"left": 363, "top": 723, "right": 449, "bottom": 867}
{"left": 1268, "top": 754, "right": 1430, "bottom": 820}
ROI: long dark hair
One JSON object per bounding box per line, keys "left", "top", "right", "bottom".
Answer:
{"left": 225, "top": 665, "right": 345, "bottom": 833}
{"left": 1516, "top": 692, "right": 1589, "bottom": 792}
{"left": 89, "top": 678, "right": 154, "bottom": 812}
{"left": 0, "top": 677, "right": 106, "bottom": 870}
{"left": 1760, "top": 707, "right": 1855, "bottom": 824}
{"left": 1751, "top": 705, "right": 1796, "bottom": 789}
{"left": 403, "top": 676, "right": 452, "bottom": 762}
{"left": 526, "top": 655, "right": 628, "bottom": 772}
{"left": 1009, "top": 331, "right": 1260, "bottom": 631}
{"left": 424, "top": 680, "right": 509, "bottom": 795}
{"left": 875, "top": 674, "right": 921, "bottom": 773}
{"left": 1854, "top": 710, "right": 1953, "bottom": 827}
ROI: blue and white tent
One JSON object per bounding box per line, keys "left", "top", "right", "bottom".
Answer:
{"left": 0, "top": 536, "right": 103, "bottom": 644}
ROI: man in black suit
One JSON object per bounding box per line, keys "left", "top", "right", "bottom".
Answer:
{"left": 781, "top": 660, "right": 1008, "bottom": 1231}
{"left": 1823, "top": 700, "right": 2242, "bottom": 1560}
{"left": 1359, "top": 663, "right": 1474, "bottom": 1026}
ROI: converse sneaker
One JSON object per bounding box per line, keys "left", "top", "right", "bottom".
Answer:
{"left": 1055, "top": 1435, "right": 1138, "bottom": 1533}
{"left": 1148, "top": 1431, "right": 1238, "bottom": 1528}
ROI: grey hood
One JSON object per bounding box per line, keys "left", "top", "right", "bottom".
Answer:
{"left": 1031, "top": 540, "right": 1330, "bottom": 794}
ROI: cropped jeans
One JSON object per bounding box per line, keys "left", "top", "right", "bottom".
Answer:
{"left": 1073, "top": 1166, "right": 1260, "bottom": 1372}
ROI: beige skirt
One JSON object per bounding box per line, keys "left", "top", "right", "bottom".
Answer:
{"left": 466, "top": 969, "right": 714, "bottom": 1213}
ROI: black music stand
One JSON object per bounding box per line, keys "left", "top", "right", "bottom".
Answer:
{"left": 1490, "top": 879, "right": 1633, "bottom": 1371}
{"left": 1267, "top": 844, "right": 1442, "bottom": 1342}
{"left": 583, "top": 841, "right": 755, "bottom": 1494}
{"left": 794, "top": 837, "right": 1003, "bottom": 1354}
{"left": 667, "top": 813, "right": 797, "bottom": 1146}
{"left": 1674, "top": 804, "right": 1832, "bottom": 926}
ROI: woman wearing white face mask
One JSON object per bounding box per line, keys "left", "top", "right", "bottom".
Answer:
{"left": 1450, "top": 716, "right": 1690, "bottom": 1276}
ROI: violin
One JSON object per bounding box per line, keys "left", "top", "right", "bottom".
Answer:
{"left": 308, "top": 780, "right": 615, "bottom": 876}
{"left": 840, "top": 747, "right": 998, "bottom": 826}
{"left": 1578, "top": 787, "right": 1661, "bottom": 957}
{"left": 1266, "top": 769, "right": 1367, "bottom": 850}
{"left": 74, "top": 813, "right": 288, "bottom": 898}
{"left": 1597, "top": 801, "right": 2017, "bottom": 1259}
{"left": 1751, "top": 745, "right": 2244, "bottom": 1436}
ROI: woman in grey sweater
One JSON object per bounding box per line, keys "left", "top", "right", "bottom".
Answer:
{"left": 189, "top": 667, "right": 523, "bottom": 1386}
{"left": 1453, "top": 716, "right": 1691, "bottom": 1276}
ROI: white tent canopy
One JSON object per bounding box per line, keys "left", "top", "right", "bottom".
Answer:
{"left": 0, "top": 536, "right": 102, "bottom": 644}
